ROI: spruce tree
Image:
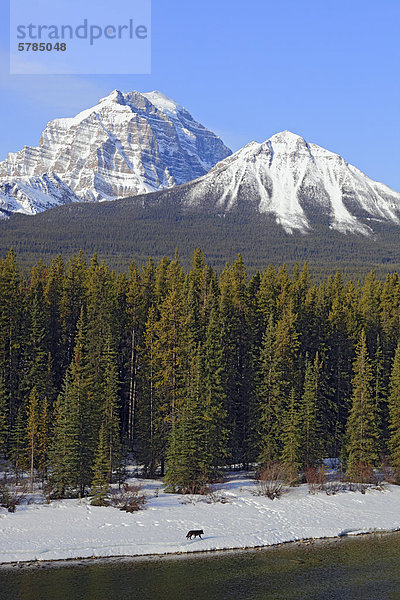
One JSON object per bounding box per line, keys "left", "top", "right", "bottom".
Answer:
{"left": 0, "top": 249, "right": 24, "bottom": 428}
{"left": 388, "top": 341, "right": 400, "bottom": 480}
{"left": 300, "top": 354, "right": 323, "bottom": 468}
{"left": 137, "top": 306, "right": 162, "bottom": 476}
{"left": 50, "top": 309, "right": 95, "bottom": 496}
{"left": 37, "top": 396, "right": 50, "bottom": 483}
{"left": 257, "top": 264, "right": 277, "bottom": 324}
{"left": 257, "top": 314, "right": 281, "bottom": 464}
{"left": 48, "top": 392, "right": 68, "bottom": 497}
{"left": 85, "top": 259, "right": 118, "bottom": 420}
{"left": 61, "top": 251, "right": 87, "bottom": 367}
{"left": 91, "top": 424, "right": 110, "bottom": 505}
{"left": 24, "top": 294, "right": 52, "bottom": 401}
{"left": 372, "top": 338, "right": 386, "bottom": 439}
{"left": 280, "top": 388, "right": 301, "bottom": 483}
{"left": 274, "top": 301, "right": 300, "bottom": 399}
{"left": 100, "top": 338, "right": 121, "bottom": 482}
{"left": 360, "top": 271, "right": 382, "bottom": 353}
{"left": 154, "top": 257, "right": 168, "bottom": 303}
{"left": 202, "top": 308, "right": 228, "bottom": 474}
{"left": 153, "top": 289, "right": 187, "bottom": 473}
{"left": 125, "top": 261, "right": 145, "bottom": 444}
{"left": 165, "top": 345, "right": 213, "bottom": 493}
{"left": 186, "top": 248, "right": 209, "bottom": 344}
{"left": 381, "top": 273, "right": 400, "bottom": 361}
{"left": 0, "top": 372, "right": 9, "bottom": 457}
{"left": 345, "top": 330, "right": 380, "bottom": 478}
{"left": 10, "top": 408, "right": 25, "bottom": 484}
{"left": 45, "top": 255, "right": 65, "bottom": 392}
{"left": 219, "top": 255, "right": 251, "bottom": 465}
{"left": 326, "top": 272, "right": 353, "bottom": 457}
{"left": 163, "top": 294, "right": 227, "bottom": 493}
{"left": 26, "top": 387, "right": 40, "bottom": 492}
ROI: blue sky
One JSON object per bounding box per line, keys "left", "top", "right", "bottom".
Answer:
{"left": 1, "top": 0, "right": 400, "bottom": 189}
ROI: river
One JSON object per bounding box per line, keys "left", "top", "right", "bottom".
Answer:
{"left": 1, "top": 533, "right": 400, "bottom": 600}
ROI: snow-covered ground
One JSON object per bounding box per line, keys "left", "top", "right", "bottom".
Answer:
{"left": 1, "top": 475, "right": 400, "bottom": 564}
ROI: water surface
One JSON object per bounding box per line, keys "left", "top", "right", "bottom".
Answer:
{"left": 1, "top": 533, "right": 400, "bottom": 600}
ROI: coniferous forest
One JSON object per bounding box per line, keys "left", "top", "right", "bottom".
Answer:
{"left": 1, "top": 247, "right": 400, "bottom": 499}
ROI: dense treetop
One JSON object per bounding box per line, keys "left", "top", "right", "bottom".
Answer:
{"left": 1, "top": 248, "right": 400, "bottom": 495}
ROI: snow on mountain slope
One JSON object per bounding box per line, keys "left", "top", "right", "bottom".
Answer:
{"left": 176, "top": 130, "right": 400, "bottom": 235}
{"left": 0, "top": 90, "right": 231, "bottom": 216}
{"left": 0, "top": 173, "right": 80, "bottom": 218}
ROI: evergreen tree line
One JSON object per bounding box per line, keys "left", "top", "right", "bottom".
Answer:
{"left": 1, "top": 248, "right": 400, "bottom": 496}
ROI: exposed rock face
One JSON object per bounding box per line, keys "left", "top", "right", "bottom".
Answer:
{"left": 0, "top": 90, "right": 231, "bottom": 217}
{"left": 0, "top": 174, "right": 80, "bottom": 218}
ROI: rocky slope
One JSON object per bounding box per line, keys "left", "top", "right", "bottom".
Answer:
{"left": 0, "top": 90, "right": 231, "bottom": 217}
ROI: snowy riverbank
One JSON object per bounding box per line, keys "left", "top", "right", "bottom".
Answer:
{"left": 1, "top": 474, "right": 400, "bottom": 564}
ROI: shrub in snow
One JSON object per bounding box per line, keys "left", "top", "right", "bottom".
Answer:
{"left": 0, "top": 483, "right": 26, "bottom": 512}
{"left": 180, "top": 488, "right": 230, "bottom": 504}
{"left": 255, "top": 463, "right": 287, "bottom": 499}
{"left": 305, "top": 466, "right": 327, "bottom": 494}
{"left": 346, "top": 463, "right": 378, "bottom": 486}
{"left": 324, "top": 480, "right": 348, "bottom": 495}
{"left": 111, "top": 484, "right": 147, "bottom": 512}
{"left": 380, "top": 456, "right": 397, "bottom": 484}
{"left": 204, "top": 489, "right": 230, "bottom": 504}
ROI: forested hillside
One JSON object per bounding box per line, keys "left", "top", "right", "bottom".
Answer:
{"left": 2, "top": 202, "right": 400, "bottom": 277}
{"left": 1, "top": 248, "right": 400, "bottom": 498}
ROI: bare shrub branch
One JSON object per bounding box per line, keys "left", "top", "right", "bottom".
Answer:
{"left": 255, "top": 463, "right": 286, "bottom": 499}
{"left": 111, "top": 483, "right": 147, "bottom": 512}
{"left": 0, "top": 483, "right": 27, "bottom": 512}
{"left": 305, "top": 466, "right": 327, "bottom": 494}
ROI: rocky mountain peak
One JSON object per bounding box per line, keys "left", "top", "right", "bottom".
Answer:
{"left": 0, "top": 90, "right": 231, "bottom": 217}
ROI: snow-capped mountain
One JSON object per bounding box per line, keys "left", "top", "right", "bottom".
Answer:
{"left": 0, "top": 90, "right": 231, "bottom": 217}
{"left": 2, "top": 95, "right": 399, "bottom": 237}
{"left": 156, "top": 130, "right": 400, "bottom": 235}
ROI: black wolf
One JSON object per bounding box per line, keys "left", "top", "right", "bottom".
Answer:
{"left": 186, "top": 529, "right": 204, "bottom": 539}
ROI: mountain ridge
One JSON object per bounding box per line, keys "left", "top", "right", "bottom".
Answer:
{"left": 1, "top": 90, "right": 400, "bottom": 244}
{"left": 155, "top": 129, "right": 400, "bottom": 236}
